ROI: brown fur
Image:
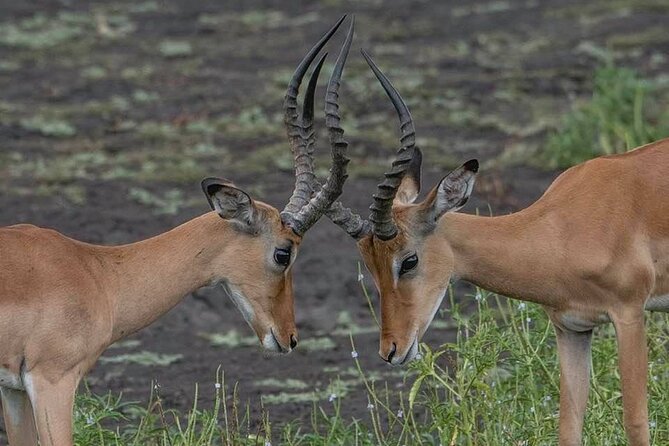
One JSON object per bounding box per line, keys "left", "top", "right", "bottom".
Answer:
{"left": 358, "top": 139, "right": 669, "bottom": 445}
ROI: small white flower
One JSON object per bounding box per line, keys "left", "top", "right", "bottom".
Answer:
{"left": 367, "top": 403, "right": 374, "bottom": 411}
{"left": 526, "top": 317, "right": 532, "bottom": 323}
{"left": 518, "top": 302, "right": 526, "bottom": 310}
{"left": 86, "top": 414, "right": 95, "bottom": 425}
{"left": 529, "top": 406, "right": 535, "bottom": 413}
{"left": 653, "top": 375, "right": 658, "bottom": 382}
{"left": 351, "top": 350, "right": 359, "bottom": 359}
{"left": 265, "top": 441, "right": 272, "bottom": 446}
{"left": 357, "top": 272, "right": 364, "bottom": 282}
{"left": 475, "top": 290, "right": 483, "bottom": 301}
{"left": 215, "top": 382, "right": 222, "bottom": 389}
{"left": 650, "top": 421, "right": 657, "bottom": 429}
{"left": 396, "top": 409, "right": 404, "bottom": 418}
{"left": 328, "top": 393, "right": 337, "bottom": 402}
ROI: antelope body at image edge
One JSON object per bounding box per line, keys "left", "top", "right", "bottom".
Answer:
{"left": 325, "top": 51, "right": 669, "bottom": 445}
{"left": 0, "top": 17, "right": 356, "bottom": 446}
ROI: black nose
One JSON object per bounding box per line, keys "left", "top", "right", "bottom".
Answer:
{"left": 290, "top": 334, "right": 298, "bottom": 350}
{"left": 385, "top": 342, "right": 397, "bottom": 363}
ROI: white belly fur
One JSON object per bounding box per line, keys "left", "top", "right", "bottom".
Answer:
{"left": 646, "top": 294, "right": 669, "bottom": 312}
{"left": 0, "top": 367, "right": 24, "bottom": 391}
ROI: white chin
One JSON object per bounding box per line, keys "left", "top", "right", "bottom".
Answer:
{"left": 262, "top": 332, "right": 282, "bottom": 353}
{"left": 405, "top": 337, "right": 420, "bottom": 362}
{"left": 391, "top": 337, "right": 419, "bottom": 366}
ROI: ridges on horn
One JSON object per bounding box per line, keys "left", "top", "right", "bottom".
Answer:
{"left": 323, "top": 48, "right": 422, "bottom": 241}
{"left": 281, "top": 15, "right": 346, "bottom": 218}
{"left": 279, "top": 15, "right": 356, "bottom": 236}
{"left": 289, "top": 16, "right": 356, "bottom": 234}
{"left": 362, "top": 49, "right": 419, "bottom": 241}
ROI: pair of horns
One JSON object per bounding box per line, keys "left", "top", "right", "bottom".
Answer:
{"left": 324, "top": 47, "right": 420, "bottom": 241}
{"left": 280, "top": 15, "right": 420, "bottom": 241}
{"left": 279, "top": 15, "right": 354, "bottom": 236}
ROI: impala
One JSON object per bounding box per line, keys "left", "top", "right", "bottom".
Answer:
{"left": 324, "top": 50, "right": 669, "bottom": 445}
{"left": 0, "top": 16, "right": 355, "bottom": 446}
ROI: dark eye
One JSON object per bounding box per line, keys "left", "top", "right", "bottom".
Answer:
{"left": 274, "top": 248, "right": 291, "bottom": 267}
{"left": 400, "top": 254, "right": 418, "bottom": 276}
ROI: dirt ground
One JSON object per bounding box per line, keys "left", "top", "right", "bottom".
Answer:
{"left": 1, "top": 0, "right": 668, "bottom": 436}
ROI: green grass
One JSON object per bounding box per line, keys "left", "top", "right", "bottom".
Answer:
{"left": 99, "top": 351, "right": 183, "bottom": 367}
{"left": 0, "top": 12, "right": 89, "bottom": 50}
{"left": 158, "top": 40, "right": 193, "bottom": 58}
{"left": 544, "top": 64, "right": 669, "bottom": 168}
{"left": 19, "top": 115, "right": 76, "bottom": 137}
{"left": 72, "top": 287, "right": 669, "bottom": 445}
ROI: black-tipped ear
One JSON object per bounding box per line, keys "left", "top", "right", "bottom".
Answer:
{"left": 395, "top": 148, "right": 423, "bottom": 205}
{"left": 418, "top": 159, "right": 478, "bottom": 229}
{"left": 201, "top": 177, "right": 260, "bottom": 232}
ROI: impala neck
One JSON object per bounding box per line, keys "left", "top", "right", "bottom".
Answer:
{"left": 440, "top": 209, "right": 563, "bottom": 306}
{"left": 105, "top": 212, "right": 230, "bottom": 342}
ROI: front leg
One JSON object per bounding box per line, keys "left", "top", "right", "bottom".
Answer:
{"left": 1, "top": 387, "right": 38, "bottom": 445}
{"left": 612, "top": 311, "right": 650, "bottom": 446}
{"left": 554, "top": 323, "right": 593, "bottom": 446}
{"left": 24, "top": 370, "right": 80, "bottom": 446}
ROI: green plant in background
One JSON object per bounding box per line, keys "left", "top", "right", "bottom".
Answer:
{"left": 159, "top": 40, "right": 193, "bottom": 58}
{"left": 0, "top": 12, "right": 89, "bottom": 50}
{"left": 99, "top": 351, "right": 183, "bottom": 367}
{"left": 545, "top": 64, "right": 669, "bottom": 168}
{"left": 19, "top": 116, "right": 76, "bottom": 137}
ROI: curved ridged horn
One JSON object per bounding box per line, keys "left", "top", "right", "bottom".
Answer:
{"left": 287, "top": 17, "right": 356, "bottom": 235}
{"left": 281, "top": 15, "right": 346, "bottom": 217}
{"left": 325, "top": 201, "right": 371, "bottom": 239}
{"left": 361, "top": 49, "right": 418, "bottom": 241}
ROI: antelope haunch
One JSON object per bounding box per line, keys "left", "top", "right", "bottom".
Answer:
{"left": 327, "top": 50, "right": 669, "bottom": 445}
{"left": 0, "top": 17, "right": 355, "bottom": 446}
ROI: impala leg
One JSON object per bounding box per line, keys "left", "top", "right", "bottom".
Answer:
{"left": 612, "top": 312, "right": 650, "bottom": 446}
{"left": 554, "top": 324, "right": 592, "bottom": 446}
{"left": 24, "top": 372, "right": 79, "bottom": 446}
{"left": 1, "top": 387, "right": 39, "bottom": 445}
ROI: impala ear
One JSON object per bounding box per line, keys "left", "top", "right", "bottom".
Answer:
{"left": 201, "top": 178, "right": 261, "bottom": 233}
{"left": 394, "top": 148, "right": 422, "bottom": 205}
{"left": 418, "top": 159, "right": 478, "bottom": 228}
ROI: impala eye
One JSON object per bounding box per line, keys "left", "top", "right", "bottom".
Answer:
{"left": 274, "top": 248, "right": 291, "bottom": 267}
{"left": 400, "top": 254, "right": 418, "bottom": 276}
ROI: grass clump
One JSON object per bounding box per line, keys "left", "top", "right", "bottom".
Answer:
{"left": 74, "top": 372, "right": 271, "bottom": 445}
{"left": 20, "top": 116, "right": 76, "bottom": 137}
{"left": 0, "top": 12, "right": 88, "bottom": 49}
{"left": 544, "top": 64, "right": 669, "bottom": 168}
{"left": 99, "top": 351, "right": 183, "bottom": 367}
{"left": 159, "top": 40, "right": 193, "bottom": 58}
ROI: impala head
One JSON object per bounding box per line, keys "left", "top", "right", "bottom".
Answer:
{"left": 201, "top": 16, "right": 356, "bottom": 354}
{"left": 327, "top": 50, "right": 478, "bottom": 365}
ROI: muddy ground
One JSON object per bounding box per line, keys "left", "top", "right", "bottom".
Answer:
{"left": 1, "top": 0, "right": 668, "bottom": 437}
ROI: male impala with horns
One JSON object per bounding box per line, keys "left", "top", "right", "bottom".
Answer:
{"left": 0, "top": 17, "right": 356, "bottom": 446}
{"left": 326, "top": 48, "right": 669, "bottom": 446}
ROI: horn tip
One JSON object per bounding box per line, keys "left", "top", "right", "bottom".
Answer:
{"left": 463, "top": 159, "right": 479, "bottom": 173}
